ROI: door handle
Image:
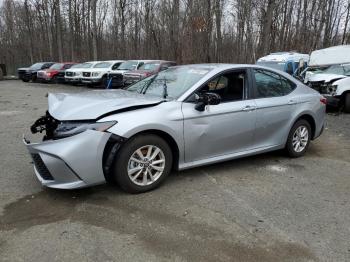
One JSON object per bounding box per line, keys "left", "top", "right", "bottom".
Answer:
{"left": 242, "top": 105, "right": 256, "bottom": 112}
{"left": 288, "top": 100, "right": 297, "bottom": 105}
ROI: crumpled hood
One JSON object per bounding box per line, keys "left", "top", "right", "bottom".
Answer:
{"left": 48, "top": 89, "right": 164, "bottom": 121}
{"left": 308, "top": 73, "right": 346, "bottom": 83}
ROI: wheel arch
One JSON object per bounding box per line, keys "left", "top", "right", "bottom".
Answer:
{"left": 103, "top": 129, "right": 180, "bottom": 178}
{"left": 129, "top": 129, "right": 180, "bottom": 171}
{"left": 293, "top": 114, "right": 316, "bottom": 139}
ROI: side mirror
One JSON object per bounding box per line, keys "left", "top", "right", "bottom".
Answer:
{"left": 195, "top": 92, "right": 221, "bottom": 112}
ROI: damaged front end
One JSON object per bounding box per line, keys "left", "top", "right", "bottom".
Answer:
{"left": 30, "top": 111, "right": 59, "bottom": 140}
{"left": 24, "top": 112, "right": 117, "bottom": 189}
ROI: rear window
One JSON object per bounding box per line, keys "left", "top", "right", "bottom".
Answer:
{"left": 118, "top": 61, "right": 138, "bottom": 70}
{"left": 254, "top": 69, "right": 296, "bottom": 98}
{"left": 138, "top": 63, "right": 160, "bottom": 71}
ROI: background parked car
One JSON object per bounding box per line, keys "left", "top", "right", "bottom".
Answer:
{"left": 107, "top": 60, "right": 154, "bottom": 88}
{"left": 64, "top": 61, "right": 101, "bottom": 85}
{"left": 18, "top": 62, "right": 55, "bottom": 82}
{"left": 256, "top": 52, "right": 309, "bottom": 77}
{"left": 81, "top": 60, "right": 124, "bottom": 87}
{"left": 123, "top": 60, "right": 177, "bottom": 86}
{"left": 306, "top": 64, "right": 350, "bottom": 112}
{"left": 37, "top": 62, "right": 76, "bottom": 83}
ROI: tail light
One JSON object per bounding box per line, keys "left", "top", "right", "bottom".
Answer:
{"left": 320, "top": 97, "right": 327, "bottom": 105}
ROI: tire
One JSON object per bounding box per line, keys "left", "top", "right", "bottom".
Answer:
{"left": 52, "top": 76, "right": 58, "bottom": 84}
{"left": 112, "top": 134, "right": 173, "bottom": 194}
{"left": 344, "top": 93, "right": 350, "bottom": 113}
{"left": 101, "top": 75, "right": 108, "bottom": 89}
{"left": 22, "top": 78, "right": 29, "bottom": 82}
{"left": 286, "top": 119, "right": 311, "bottom": 158}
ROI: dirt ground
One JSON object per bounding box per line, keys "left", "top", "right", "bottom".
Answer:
{"left": 0, "top": 80, "right": 349, "bottom": 262}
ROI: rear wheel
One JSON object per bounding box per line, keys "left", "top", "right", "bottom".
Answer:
{"left": 286, "top": 120, "right": 311, "bottom": 158}
{"left": 112, "top": 134, "right": 172, "bottom": 194}
{"left": 344, "top": 93, "right": 350, "bottom": 113}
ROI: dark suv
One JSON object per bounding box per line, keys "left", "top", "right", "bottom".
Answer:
{"left": 18, "top": 62, "right": 55, "bottom": 82}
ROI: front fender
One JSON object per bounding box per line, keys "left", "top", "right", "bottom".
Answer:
{"left": 334, "top": 77, "right": 350, "bottom": 96}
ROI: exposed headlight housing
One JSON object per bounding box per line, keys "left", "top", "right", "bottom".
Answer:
{"left": 326, "top": 84, "right": 338, "bottom": 96}
{"left": 54, "top": 121, "right": 117, "bottom": 138}
{"left": 92, "top": 72, "right": 101, "bottom": 77}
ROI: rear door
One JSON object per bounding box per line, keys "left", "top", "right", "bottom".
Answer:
{"left": 251, "top": 68, "right": 298, "bottom": 148}
{"left": 182, "top": 69, "right": 257, "bottom": 163}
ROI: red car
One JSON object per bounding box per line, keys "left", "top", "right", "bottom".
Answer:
{"left": 122, "top": 60, "right": 177, "bottom": 86}
{"left": 37, "top": 62, "right": 76, "bottom": 83}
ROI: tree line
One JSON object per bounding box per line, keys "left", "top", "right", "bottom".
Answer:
{"left": 0, "top": 0, "right": 350, "bottom": 74}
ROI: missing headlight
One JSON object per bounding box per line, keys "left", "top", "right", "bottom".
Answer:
{"left": 30, "top": 111, "right": 59, "bottom": 140}
{"left": 53, "top": 121, "right": 117, "bottom": 139}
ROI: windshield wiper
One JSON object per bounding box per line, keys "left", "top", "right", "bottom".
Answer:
{"left": 140, "top": 74, "right": 157, "bottom": 94}
{"left": 163, "top": 79, "right": 168, "bottom": 99}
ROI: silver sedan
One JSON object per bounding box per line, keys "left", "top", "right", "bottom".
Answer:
{"left": 25, "top": 64, "right": 326, "bottom": 193}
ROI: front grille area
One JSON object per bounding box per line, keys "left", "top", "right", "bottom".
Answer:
{"left": 31, "top": 153, "right": 54, "bottom": 181}
{"left": 83, "top": 72, "right": 91, "bottom": 77}
{"left": 111, "top": 73, "right": 123, "bottom": 81}
{"left": 309, "top": 81, "right": 327, "bottom": 93}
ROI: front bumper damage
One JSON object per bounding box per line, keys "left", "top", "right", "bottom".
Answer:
{"left": 24, "top": 130, "right": 111, "bottom": 189}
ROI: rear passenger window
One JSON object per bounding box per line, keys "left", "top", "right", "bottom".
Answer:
{"left": 253, "top": 69, "right": 295, "bottom": 98}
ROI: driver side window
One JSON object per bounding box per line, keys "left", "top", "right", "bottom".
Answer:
{"left": 197, "top": 70, "right": 247, "bottom": 103}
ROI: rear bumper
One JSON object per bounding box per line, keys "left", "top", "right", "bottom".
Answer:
{"left": 323, "top": 95, "right": 340, "bottom": 107}
{"left": 24, "top": 130, "right": 111, "bottom": 189}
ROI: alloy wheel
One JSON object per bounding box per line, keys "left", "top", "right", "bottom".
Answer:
{"left": 292, "top": 126, "right": 309, "bottom": 153}
{"left": 127, "top": 145, "right": 166, "bottom": 186}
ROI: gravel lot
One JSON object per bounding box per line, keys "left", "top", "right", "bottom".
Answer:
{"left": 0, "top": 80, "right": 349, "bottom": 262}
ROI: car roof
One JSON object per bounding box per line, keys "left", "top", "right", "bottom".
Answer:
{"left": 124, "top": 60, "right": 162, "bottom": 63}
{"left": 100, "top": 60, "right": 125, "bottom": 63}
{"left": 257, "top": 52, "right": 309, "bottom": 63}
{"left": 141, "top": 60, "right": 176, "bottom": 64}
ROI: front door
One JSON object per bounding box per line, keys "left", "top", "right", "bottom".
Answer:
{"left": 182, "top": 69, "right": 257, "bottom": 163}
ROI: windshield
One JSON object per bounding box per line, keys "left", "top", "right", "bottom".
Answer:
{"left": 138, "top": 63, "right": 160, "bottom": 71}
{"left": 118, "top": 61, "right": 138, "bottom": 70}
{"left": 30, "top": 63, "right": 44, "bottom": 70}
{"left": 70, "top": 64, "right": 82, "bottom": 69}
{"left": 79, "top": 63, "right": 94, "bottom": 68}
{"left": 94, "top": 62, "right": 112, "bottom": 69}
{"left": 322, "top": 64, "right": 350, "bottom": 76}
{"left": 256, "top": 61, "right": 285, "bottom": 72}
{"left": 50, "top": 63, "right": 63, "bottom": 70}
{"left": 127, "top": 66, "right": 212, "bottom": 99}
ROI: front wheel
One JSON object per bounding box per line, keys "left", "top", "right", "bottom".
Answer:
{"left": 52, "top": 76, "right": 59, "bottom": 84}
{"left": 286, "top": 120, "right": 311, "bottom": 158}
{"left": 344, "top": 93, "right": 350, "bottom": 113}
{"left": 112, "top": 134, "right": 173, "bottom": 193}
